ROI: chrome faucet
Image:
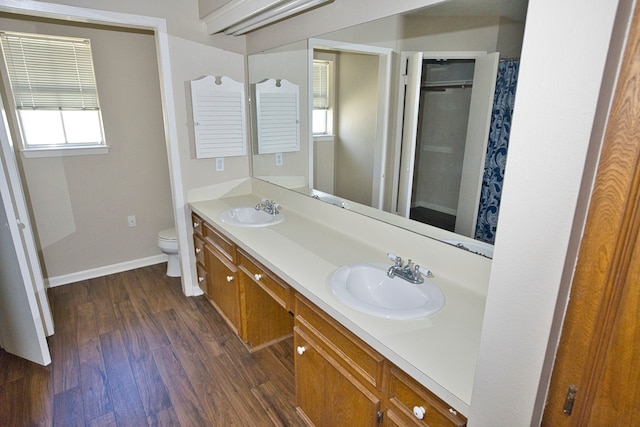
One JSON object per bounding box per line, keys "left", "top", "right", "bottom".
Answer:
{"left": 386, "top": 253, "right": 432, "bottom": 284}
{"left": 255, "top": 199, "right": 280, "bottom": 215}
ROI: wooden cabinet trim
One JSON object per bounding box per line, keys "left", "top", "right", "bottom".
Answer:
{"left": 387, "top": 366, "right": 466, "bottom": 427}
{"left": 203, "top": 221, "right": 236, "bottom": 263}
{"left": 294, "top": 326, "right": 382, "bottom": 427}
{"left": 295, "top": 293, "right": 385, "bottom": 392}
{"left": 238, "top": 249, "right": 292, "bottom": 311}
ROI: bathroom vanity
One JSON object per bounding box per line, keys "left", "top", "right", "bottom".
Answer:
{"left": 188, "top": 179, "right": 491, "bottom": 425}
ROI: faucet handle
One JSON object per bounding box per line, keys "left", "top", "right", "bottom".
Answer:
{"left": 417, "top": 266, "right": 433, "bottom": 278}
{"left": 387, "top": 252, "right": 403, "bottom": 266}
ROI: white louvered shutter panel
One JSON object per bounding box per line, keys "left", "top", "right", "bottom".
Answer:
{"left": 190, "top": 75, "right": 247, "bottom": 159}
{"left": 255, "top": 78, "right": 300, "bottom": 154}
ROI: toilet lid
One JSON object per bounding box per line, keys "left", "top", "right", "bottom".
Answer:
{"left": 158, "top": 227, "right": 177, "bottom": 241}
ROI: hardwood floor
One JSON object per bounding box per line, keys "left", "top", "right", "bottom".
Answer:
{"left": 0, "top": 263, "right": 307, "bottom": 426}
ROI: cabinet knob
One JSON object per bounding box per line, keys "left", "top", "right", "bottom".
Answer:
{"left": 254, "top": 273, "right": 262, "bottom": 281}
{"left": 296, "top": 346, "right": 306, "bottom": 355}
{"left": 195, "top": 247, "right": 201, "bottom": 254}
{"left": 413, "top": 406, "right": 426, "bottom": 420}
{"left": 226, "top": 275, "right": 234, "bottom": 282}
{"left": 198, "top": 276, "right": 204, "bottom": 282}
{"left": 193, "top": 222, "right": 199, "bottom": 228}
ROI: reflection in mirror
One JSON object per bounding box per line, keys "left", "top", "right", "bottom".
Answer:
{"left": 249, "top": 1, "right": 528, "bottom": 258}
{"left": 309, "top": 39, "right": 392, "bottom": 210}
{"left": 248, "top": 40, "right": 309, "bottom": 189}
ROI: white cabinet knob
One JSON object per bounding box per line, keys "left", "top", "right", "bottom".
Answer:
{"left": 193, "top": 222, "right": 199, "bottom": 228}
{"left": 449, "top": 408, "right": 457, "bottom": 416}
{"left": 226, "top": 275, "right": 234, "bottom": 282}
{"left": 198, "top": 276, "right": 204, "bottom": 282}
{"left": 254, "top": 273, "right": 262, "bottom": 281}
{"left": 413, "top": 406, "right": 426, "bottom": 420}
{"left": 296, "top": 346, "right": 306, "bottom": 355}
{"left": 195, "top": 247, "right": 201, "bottom": 254}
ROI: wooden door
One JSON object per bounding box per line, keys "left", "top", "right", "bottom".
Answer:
{"left": 542, "top": 2, "right": 640, "bottom": 424}
{"left": 0, "top": 97, "right": 51, "bottom": 365}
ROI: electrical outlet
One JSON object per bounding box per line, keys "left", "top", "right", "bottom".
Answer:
{"left": 275, "top": 152, "right": 283, "bottom": 166}
{"left": 127, "top": 215, "right": 137, "bottom": 228}
{"left": 216, "top": 158, "right": 224, "bottom": 171}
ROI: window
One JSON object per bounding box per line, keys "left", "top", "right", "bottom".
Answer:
{"left": 0, "top": 31, "right": 107, "bottom": 156}
{"left": 312, "top": 59, "right": 332, "bottom": 135}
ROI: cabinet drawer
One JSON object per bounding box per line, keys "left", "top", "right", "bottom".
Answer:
{"left": 295, "top": 294, "right": 385, "bottom": 392}
{"left": 191, "top": 213, "right": 204, "bottom": 237}
{"left": 193, "top": 234, "right": 205, "bottom": 265}
{"left": 387, "top": 366, "right": 466, "bottom": 427}
{"left": 196, "top": 262, "right": 208, "bottom": 296}
{"left": 238, "top": 250, "right": 292, "bottom": 311}
{"left": 203, "top": 221, "right": 236, "bottom": 263}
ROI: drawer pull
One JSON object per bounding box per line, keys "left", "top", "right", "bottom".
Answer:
{"left": 449, "top": 408, "right": 457, "bottom": 416}
{"left": 296, "top": 346, "right": 306, "bottom": 355}
{"left": 413, "top": 406, "right": 426, "bottom": 420}
{"left": 193, "top": 222, "right": 199, "bottom": 228}
{"left": 195, "top": 247, "right": 201, "bottom": 254}
{"left": 198, "top": 276, "right": 204, "bottom": 282}
{"left": 254, "top": 273, "right": 262, "bottom": 281}
{"left": 226, "top": 275, "right": 234, "bottom": 282}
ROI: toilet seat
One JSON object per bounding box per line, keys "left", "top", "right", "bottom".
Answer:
{"left": 158, "top": 228, "right": 177, "bottom": 242}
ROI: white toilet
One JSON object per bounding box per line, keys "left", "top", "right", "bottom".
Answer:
{"left": 157, "top": 227, "right": 180, "bottom": 277}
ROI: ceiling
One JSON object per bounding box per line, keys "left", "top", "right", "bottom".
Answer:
{"left": 408, "top": 0, "right": 529, "bottom": 22}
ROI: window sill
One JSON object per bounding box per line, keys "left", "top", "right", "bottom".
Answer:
{"left": 21, "top": 145, "right": 110, "bottom": 159}
{"left": 313, "top": 134, "right": 335, "bottom": 142}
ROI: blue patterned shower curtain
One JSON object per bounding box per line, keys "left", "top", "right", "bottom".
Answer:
{"left": 474, "top": 59, "right": 520, "bottom": 244}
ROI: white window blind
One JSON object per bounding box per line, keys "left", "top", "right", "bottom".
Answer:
{"left": 313, "top": 60, "right": 329, "bottom": 110}
{"left": 0, "top": 31, "right": 106, "bottom": 153}
{"left": 0, "top": 32, "right": 99, "bottom": 111}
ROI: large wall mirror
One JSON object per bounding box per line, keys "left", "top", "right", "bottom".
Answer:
{"left": 248, "top": 0, "right": 528, "bottom": 258}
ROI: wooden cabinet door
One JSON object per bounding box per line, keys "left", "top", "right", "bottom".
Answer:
{"left": 295, "top": 327, "right": 381, "bottom": 427}
{"left": 206, "top": 245, "right": 239, "bottom": 331}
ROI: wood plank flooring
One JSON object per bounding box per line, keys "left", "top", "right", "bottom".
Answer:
{"left": 0, "top": 263, "right": 307, "bottom": 426}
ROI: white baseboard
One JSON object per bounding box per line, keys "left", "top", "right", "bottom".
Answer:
{"left": 46, "top": 254, "right": 168, "bottom": 288}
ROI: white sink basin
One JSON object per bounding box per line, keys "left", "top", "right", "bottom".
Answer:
{"left": 330, "top": 263, "right": 444, "bottom": 320}
{"left": 219, "top": 207, "right": 284, "bottom": 227}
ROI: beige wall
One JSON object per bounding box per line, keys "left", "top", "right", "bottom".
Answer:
{"left": 0, "top": 15, "right": 174, "bottom": 280}
{"left": 334, "top": 51, "right": 378, "bottom": 206}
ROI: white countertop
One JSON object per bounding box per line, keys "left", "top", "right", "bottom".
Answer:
{"left": 189, "top": 192, "right": 489, "bottom": 415}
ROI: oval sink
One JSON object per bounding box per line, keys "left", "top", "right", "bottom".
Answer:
{"left": 330, "top": 263, "right": 444, "bottom": 320}
{"left": 220, "top": 207, "right": 284, "bottom": 227}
